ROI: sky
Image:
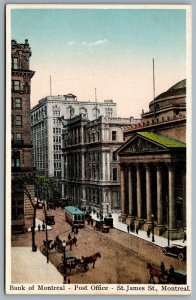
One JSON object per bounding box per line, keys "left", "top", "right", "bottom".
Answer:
{"left": 11, "top": 7, "right": 187, "bottom": 118}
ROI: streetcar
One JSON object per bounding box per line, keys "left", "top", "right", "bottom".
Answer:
{"left": 64, "top": 206, "right": 85, "bottom": 228}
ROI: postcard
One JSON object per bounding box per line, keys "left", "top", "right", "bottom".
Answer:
{"left": 6, "top": 4, "right": 192, "bottom": 295}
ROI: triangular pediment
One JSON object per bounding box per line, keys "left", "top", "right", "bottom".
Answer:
{"left": 119, "top": 135, "right": 166, "bottom": 154}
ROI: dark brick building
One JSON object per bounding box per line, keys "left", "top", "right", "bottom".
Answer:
{"left": 11, "top": 39, "right": 35, "bottom": 231}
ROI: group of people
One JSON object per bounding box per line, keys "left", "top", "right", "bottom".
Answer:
{"left": 127, "top": 222, "right": 142, "bottom": 235}
{"left": 160, "top": 262, "right": 175, "bottom": 279}
{"left": 37, "top": 220, "right": 46, "bottom": 231}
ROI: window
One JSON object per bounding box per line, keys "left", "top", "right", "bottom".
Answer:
{"left": 16, "top": 133, "right": 22, "bottom": 140}
{"left": 112, "top": 151, "right": 117, "bottom": 161}
{"left": 12, "top": 57, "right": 18, "bottom": 69}
{"left": 12, "top": 152, "right": 21, "bottom": 167}
{"left": 12, "top": 80, "right": 20, "bottom": 91}
{"left": 113, "top": 168, "right": 118, "bottom": 181}
{"left": 112, "top": 131, "right": 117, "bottom": 141}
{"left": 15, "top": 115, "right": 22, "bottom": 127}
{"left": 15, "top": 98, "right": 22, "bottom": 109}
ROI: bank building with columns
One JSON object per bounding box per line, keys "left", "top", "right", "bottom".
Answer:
{"left": 117, "top": 79, "right": 186, "bottom": 240}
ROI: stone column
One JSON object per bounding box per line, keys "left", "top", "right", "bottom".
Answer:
{"left": 80, "top": 126, "right": 84, "bottom": 144}
{"left": 120, "top": 168, "right": 126, "bottom": 215}
{"left": 81, "top": 152, "right": 85, "bottom": 180}
{"left": 102, "top": 152, "right": 105, "bottom": 181}
{"left": 157, "top": 165, "right": 163, "bottom": 226}
{"left": 136, "top": 164, "right": 142, "bottom": 219}
{"left": 146, "top": 164, "right": 152, "bottom": 223}
{"left": 168, "top": 164, "right": 176, "bottom": 230}
{"left": 107, "top": 152, "right": 110, "bottom": 180}
{"left": 128, "top": 167, "right": 133, "bottom": 216}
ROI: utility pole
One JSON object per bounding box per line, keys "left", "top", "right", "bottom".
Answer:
{"left": 95, "top": 88, "right": 98, "bottom": 119}
{"left": 50, "top": 75, "right": 52, "bottom": 96}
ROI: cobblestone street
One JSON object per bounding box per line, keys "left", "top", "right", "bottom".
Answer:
{"left": 11, "top": 208, "right": 186, "bottom": 284}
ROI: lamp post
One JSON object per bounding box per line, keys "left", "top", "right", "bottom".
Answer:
{"left": 62, "top": 240, "right": 67, "bottom": 283}
{"left": 45, "top": 207, "right": 49, "bottom": 263}
{"left": 151, "top": 214, "right": 155, "bottom": 242}
{"left": 166, "top": 195, "right": 170, "bottom": 247}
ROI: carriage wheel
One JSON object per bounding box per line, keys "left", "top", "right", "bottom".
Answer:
{"left": 57, "top": 263, "right": 65, "bottom": 274}
{"left": 178, "top": 253, "right": 184, "bottom": 261}
{"left": 162, "top": 248, "right": 167, "bottom": 255}
{"left": 40, "top": 245, "right": 47, "bottom": 256}
{"left": 82, "top": 264, "right": 89, "bottom": 272}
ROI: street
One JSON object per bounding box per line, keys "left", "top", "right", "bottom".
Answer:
{"left": 11, "top": 208, "right": 186, "bottom": 284}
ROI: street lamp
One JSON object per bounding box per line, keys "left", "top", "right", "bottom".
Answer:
{"left": 62, "top": 240, "right": 67, "bottom": 283}
{"left": 45, "top": 208, "right": 49, "bottom": 263}
{"left": 151, "top": 214, "right": 155, "bottom": 242}
{"left": 166, "top": 195, "right": 170, "bottom": 247}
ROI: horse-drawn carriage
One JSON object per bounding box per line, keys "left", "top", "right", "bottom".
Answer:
{"left": 57, "top": 253, "right": 89, "bottom": 274}
{"left": 94, "top": 220, "right": 110, "bottom": 233}
{"left": 147, "top": 263, "right": 186, "bottom": 284}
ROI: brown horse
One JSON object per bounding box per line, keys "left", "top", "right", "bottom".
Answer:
{"left": 147, "top": 263, "right": 166, "bottom": 284}
{"left": 82, "top": 252, "right": 101, "bottom": 269}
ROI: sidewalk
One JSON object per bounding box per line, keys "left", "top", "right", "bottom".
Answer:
{"left": 92, "top": 213, "right": 186, "bottom": 248}
{"left": 11, "top": 247, "right": 63, "bottom": 284}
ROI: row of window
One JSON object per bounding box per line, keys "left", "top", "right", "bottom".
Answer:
{"left": 53, "top": 128, "right": 61, "bottom": 134}
{"left": 54, "top": 162, "right": 61, "bottom": 169}
{"left": 53, "top": 136, "right": 61, "bottom": 143}
{"left": 53, "top": 145, "right": 61, "bottom": 151}
{"left": 54, "top": 153, "right": 61, "bottom": 160}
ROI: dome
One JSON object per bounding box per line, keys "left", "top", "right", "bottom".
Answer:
{"left": 149, "top": 79, "right": 186, "bottom": 112}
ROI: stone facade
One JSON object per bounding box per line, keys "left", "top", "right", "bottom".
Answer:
{"left": 117, "top": 80, "right": 186, "bottom": 240}
{"left": 31, "top": 94, "right": 117, "bottom": 183}
{"left": 62, "top": 115, "right": 140, "bottom": 215}
{"left": 11, "top": 39, "right": 35, "bottom": 230}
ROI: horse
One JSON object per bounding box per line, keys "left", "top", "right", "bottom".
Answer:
{"left": 147, "top": 263, "right": 166, "bottom": 284}
{"left": 81, "top": 252, "right": 101, "bottom": 269}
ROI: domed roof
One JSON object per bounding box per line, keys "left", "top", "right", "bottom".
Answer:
{"left": 148, "top": 79, "right": 186, "bottom": 113}
{"left": 155, "top": 79, "right": 186, "bottom": 101}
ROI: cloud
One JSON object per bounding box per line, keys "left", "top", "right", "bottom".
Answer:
{"left": 82, "top": 39, "right": 109, "bottom": 47}
{"left": 68, "top": 41, "right": 76, "bottom": 46}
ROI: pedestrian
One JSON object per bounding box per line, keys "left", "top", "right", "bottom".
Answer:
{"left": 147, "top": 227, "right": 151, "bottom": 238}
{"left": 72, "top": 236, "right": 77, "bottom": 247}
{"left": 136, "top": 225, "right": 139, "bottom": 234}
{"left": 75, "top": 227, "right": 78, "bottom": 234}
{"left": 183, "top": 231, "right": 186, "bottom": 243}
{"left": 42, "top": 222, "right": 45, "bottom": 231}
{"left": 138, "top": 221, "right": 142, "bottom": 230}
{"left": 91, "top": 218, "right": 94, "bottom": 226}
{"left": 38, "top": 224, "right": 41, "bottom": 232}
{"left": 71, "top": 225, "right": 75, "bottom": 233}
{"left": 68, "top": 233, "right": 71, "bottom": 240}
{"left": 127, "top": 224, "right": 130, "bottom": 234}
{"left": 168, "top": 264, "right": 175, "bottom": 280}
{"left": 160, "top": 262, "right": 166, "bottom": 275}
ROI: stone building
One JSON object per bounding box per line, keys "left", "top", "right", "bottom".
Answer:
{"left": 117, "top": 80, "right": 186, "bottom": 239}
{"left": 31, "top": 94, "right": 117, "bottom": 186}
{"left": 61, "top": 114, "right": 140, "bottom": 215}
{"left": 11, "top": 39, "right": 35, "bottom": 231}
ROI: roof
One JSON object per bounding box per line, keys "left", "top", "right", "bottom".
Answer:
{"left": 154, "top": 79, "right": 186, "bottom": 101}
{"left": 138, "top": 132, "right": 186, "bottom": 148}
{"left": 64, "top": 206, "right": 84, "bottom": 215}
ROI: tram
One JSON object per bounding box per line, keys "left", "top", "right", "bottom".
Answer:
{"left": 64, "top": 206, "right": 85, "bottom": 228}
